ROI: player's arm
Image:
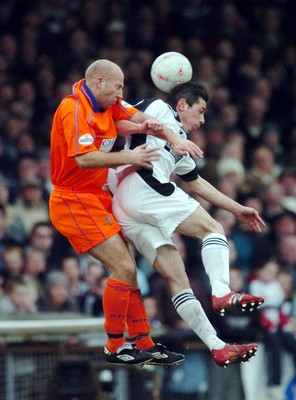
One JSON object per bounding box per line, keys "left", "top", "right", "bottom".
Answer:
{"left": 186, "top": 176, "right": 266, "bottom": 233}
{"left": 62, "top": 100, "right": 160, "bottom": 170}
{"left": 115, "top": 118, "right": 164, "bottom": 136}
{"left": 75, "top": 144, "right": 159, "bottom": 170}
{"left": 116, "top": 111, "right": 204, "bottom": 159}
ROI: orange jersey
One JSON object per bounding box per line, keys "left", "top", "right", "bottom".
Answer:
{"left": 50, "top": 79, "right": 138, "bottom": 191}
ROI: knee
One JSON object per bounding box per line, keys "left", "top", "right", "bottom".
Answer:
{"left": 213, "top": 221, "right": 225, "bottom": 236}
{"left": 115, "top": 261, "right": 137, "bottom": 283}
{"left": 165, "top": 268, "right": 189, "bottom": 287}
{"left": 203, "top": 220, "right": 225, "bottom": 237}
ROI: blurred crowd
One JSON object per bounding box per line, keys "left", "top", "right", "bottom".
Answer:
{"left": 0, "top": 0, "right": 296, "bottom": 398}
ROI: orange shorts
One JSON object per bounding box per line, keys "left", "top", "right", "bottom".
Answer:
{"left": 49, "top": 187, "right": 121, "bottom": 254}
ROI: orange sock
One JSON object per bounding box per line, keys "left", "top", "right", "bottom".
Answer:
{"left": 103, "top": 277, "right": 130, "bottom": 352}
{"left": 127, "top": 289, "right": 155, "bottom": 350}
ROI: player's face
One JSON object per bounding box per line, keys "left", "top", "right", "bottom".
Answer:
{"left": 180, "top": 98, "right": 206, "bottom": 133}
{"left": 98, "top": 70, "right": 124, "bottom": 109}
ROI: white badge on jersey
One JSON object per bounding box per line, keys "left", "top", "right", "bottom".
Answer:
{"left": 79, "top": 133, "right": 94, "bottom": 145}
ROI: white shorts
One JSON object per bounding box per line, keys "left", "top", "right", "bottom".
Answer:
{"left": 111, "top": 172, "right": 199, "bottom": 265}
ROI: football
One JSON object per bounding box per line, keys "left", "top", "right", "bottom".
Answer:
{"left": 150, "top": 51, "right": 193, "bottom": 93}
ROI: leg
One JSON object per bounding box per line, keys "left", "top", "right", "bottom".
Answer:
{"left": 90, "top": 236, "right": 183, "bottom": 365}
{"left": 175, "top": 206, "right": 264, "bottom": 315}
{"left": 88, "top": 233, "right": 135, "bottom": 350}
{"left": 281, "top": 330, "right": 296, "bottom": 366}
{"left": 153, "top": 244, "right": 191, "bottom": 295}
{"left": 153, "top": 245, "right": 258, "bottom": 367}
{"left": 264, "top": 332, "right": 282, "bottom": 386}
{"left": 108, "top": 241, "right": 165, "bottom": 356}
{"left": 154, "top": 244, "right": 221, "bottom": 347}
{"left": 88, "top": 234, "right": 152, "bottom": 365}
{"left": 88, "top": 233, "right": 136, "bottom": 283}
{"left": 176, "top": 206, "right": 231, "bottom": 296}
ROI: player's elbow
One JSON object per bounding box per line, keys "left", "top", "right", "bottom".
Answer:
{"left": 75, "top": 155, "right": 89, "bottom": 168}
{"left": 187, "top": 178, "right": 202, "bottom": 194}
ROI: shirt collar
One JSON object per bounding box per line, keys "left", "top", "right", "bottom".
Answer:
{"left": 169, "top": 104, "right": 183, "bottom": 129}
{"left": 82, "top": 80, "right": 105, "bottom": 113}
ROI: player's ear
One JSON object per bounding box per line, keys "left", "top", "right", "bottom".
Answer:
{"left": 95, "top": 76, "right": 104, "bottom": 89}
{"left": 177, "top": 98, "right": 189, "bottom": 111}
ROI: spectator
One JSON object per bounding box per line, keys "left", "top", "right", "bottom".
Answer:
{"left": 99, "top": 21, "right": 131, "bottom": 67}
{"left": 1, "top": 245, "right": 24, "bottom": 281}
{"left": 130, "top": 8, "right": 158, "bottom": 52}
{"left": 2, "top": 116, "right": 27, "bottom": 162}
{"left": 256, "top": 6, "right": 286, "bottom": 63}
{"left": 15, "top": 156, "right": 40, "bottom": 186}
{"left": 278, "top": 268, "right": 295, "bottom": 317}
{"left": 79, "top": 0, "right": 104, "bottom": 41}
{"left": 0, "top": 33, "right": 18, "bottom": 71}
{"left": 63, "top": 28, "right": 95, "bottom": 75}
{"left": 271, "top": 212, "right": 296, "bottom": 240}
{"left": 60, "top": 255, "right": 88, "bottom": 304}
{"left": 124, "top": 57, "right": 152, "bottom": 104}
{"left": 37, "top": 270, "right": 79, "bottom": 313}
{"left": 219, "top": 136, "right": 245, "bottom": 164}
{"left": 36, "top": 148, "right": 53, "bottom": 198}
{"left": 196, "top": 54, "right": 218, "bottom": 89}
{"left": 249, "top": 259, "right": 295, "bottom": 399}
{"left": 244, "top": 145, "right": 282, "bottom": 193}
{"left": 238, "top": 97, "right": 270, "bottom": 165}
{"left": 26, "top": 221, "right": 66, "bottom": 269}
{"left": 231, "top": 195, "right": 267, "bottom": 274}
{"left": 219, "top": 103, "right": 240, "bottom": 131}
{"left": 0, "top": 275, "right": 37, "bottom": 314}
{"left": 278, "top": 169, "right": 296, "bottom": 214}
{"left": 215, "top": 177, "right": 238, "bottom": 200}
{"left": 15, "top": 131, "right": 36, "bottom": 159}
{"left": 277, "top": 235, "right": 296, "bottom": 288}
{"left": 0, "top": 204, "right": 15, "bottom": 273}
{"left": 261, "top": 181, "right": 286, "bottom": 224}
{"left": 262, "top": 123, "right": 284, "bottom": 164}
{"left": 208, "top": 267, "right": 263, "bottom": 400}
{"left": 0, "top": 135, "right": 16, "bottom": 180}
{"left": 216, "top": 157, "right": 246, "bottom": 191}
{"left": 204, "top": 121, "right": 227, "bottom": 159}
{"left": 16, "top": 81, "right": 36, "bottom": 124}
{"left": 0, "top": 175, "right": 26, "bottom": 244}
{"left": 209, "top": 85, "right": 231, "bottom": 116}
{"left": 12, "top": 178, "right": 49, "bottom": 236}
{"left": 28, "top": 221, "right": 55, "bottom": 254}
{"left": 80, "top": 262, "right": 107, "bottom": 316}
{"left": 23, "top": 246, "right": 47, "bottom": 292}
{"left": 143, "top": 295, "right": 163, "bottom": 330}
{"left": 211, "top": 208, "right": 236, "bottom": 237}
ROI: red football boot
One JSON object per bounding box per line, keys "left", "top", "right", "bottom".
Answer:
{"left": 212, "top": 291, "right": 264, "bottom": 316}
{"left": 211, "top": 343, "right": 258, "bottom": 368}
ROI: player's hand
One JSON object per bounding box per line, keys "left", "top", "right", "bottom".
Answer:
{"left": 142, "top": 122, "right": 204, "bottom": 159}
{"left": 139, "top": 119, "right": 164, "bottom": 134}
{"left": 172, "top": 137, "right": 204, "bottom": 159}
{"left": 235, "top": 207, "right": 266, "bottom": 233}
{"left": 128, "top": 144, "right": 160, "bottom": 169}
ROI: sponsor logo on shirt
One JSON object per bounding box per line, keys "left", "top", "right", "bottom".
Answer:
{"left": 164, "top": 143, "right": 183, "bottom": 163}
{"left": 79, "top": 133, "right": 94, "bottom": 145}
{"left": 100, "top": 138, "right": 116, "bottom": 152}
{"left": 104, "top": 215, "right": 113, "bottom": 225}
